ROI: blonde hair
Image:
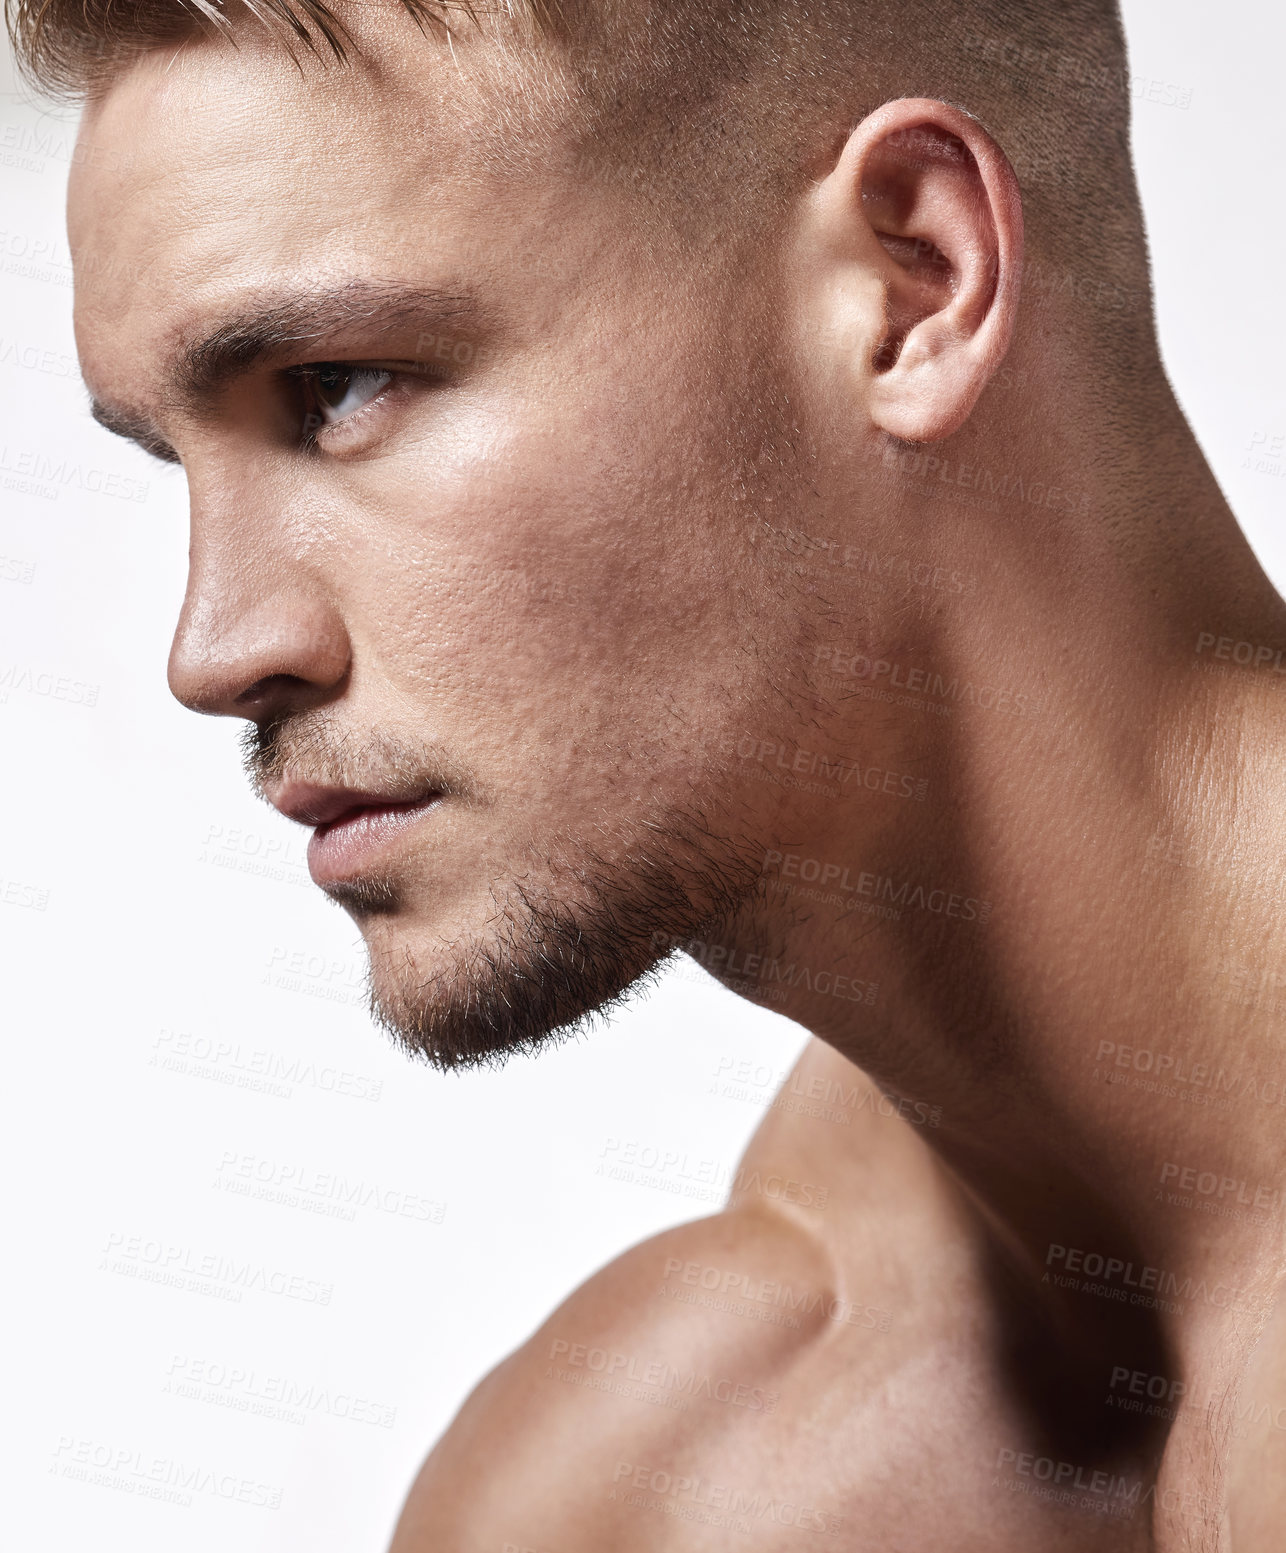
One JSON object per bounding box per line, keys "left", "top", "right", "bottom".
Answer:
{"left": 4, "top": 0, "right": 571, "bottom": 97}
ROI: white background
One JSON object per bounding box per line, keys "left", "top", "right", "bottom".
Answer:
{"left": 2, "top": 3, "right": 1284, "bottom": 1547}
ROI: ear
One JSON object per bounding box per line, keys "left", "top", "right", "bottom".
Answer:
{"left": 800, "top": 97, "right": 1023, "bottom": 443}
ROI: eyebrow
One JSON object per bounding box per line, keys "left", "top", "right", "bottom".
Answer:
{"left": 90, "top": 400, "right": 181, "bottom": 463}
{"left": 88, "top": 278, "right": 487, "bottom": 456}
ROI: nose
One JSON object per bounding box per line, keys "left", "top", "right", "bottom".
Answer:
{"left": 168, "top": 588, "right": 352, "bottom": 719}
{"left": 167, "top": 496, "right": 351, "bottom": 721}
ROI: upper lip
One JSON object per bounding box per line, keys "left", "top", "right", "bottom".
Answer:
{"left": 266, "top": 780, "right": 437, "bottom": 829}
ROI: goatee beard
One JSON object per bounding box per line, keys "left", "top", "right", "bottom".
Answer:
{"left": 363, "top": 813, "right": 768, "bottom": 1073}
{"left": 240, "top": 707, "right": 767, "bottom": 1072}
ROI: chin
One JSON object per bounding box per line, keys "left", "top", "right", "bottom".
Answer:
{"left": 326, "top": 797, "right": 769, "bottom": 1071}
{"left": 360, "top": 909, "right": 666, "bottom": 1073}
{"left": 368, "top": 856, "right": 758, "bottom": 1072}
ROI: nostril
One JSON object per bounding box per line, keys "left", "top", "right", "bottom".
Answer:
{"left": 234, "top": 671, "right": 311, "bottom": 713}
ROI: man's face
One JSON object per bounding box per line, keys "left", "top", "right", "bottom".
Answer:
{"left": 68, "top": 17, "right": 829, "bottom": 1067}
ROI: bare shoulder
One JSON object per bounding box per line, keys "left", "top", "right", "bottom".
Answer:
{"left": 387, "top": 1198, "right": 847, "bottom": 1553}
{"left": 387, "top": 1038, "right": 1129, "bottom": 1553}
{"left": 387, "top": 1038, "right": 943, "bottom": 1552}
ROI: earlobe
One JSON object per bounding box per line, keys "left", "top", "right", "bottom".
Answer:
{"left": 811, "top": 98, "right": 1023, "bottom": 444}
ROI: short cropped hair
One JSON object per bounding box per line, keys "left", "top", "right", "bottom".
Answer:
{"left": 5, "top": 0, "right": 1156, "bottom": 373}
{"left": 5, "top": 0, "right": 547, "bottom": 97}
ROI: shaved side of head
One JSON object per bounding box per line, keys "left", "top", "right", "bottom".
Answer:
{"left": 8, "top": 0, "right": 1147, "bottom": 318}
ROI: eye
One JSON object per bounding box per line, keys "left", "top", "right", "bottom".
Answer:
{"left": 298, "top": 363, "right": 393, "bottom": 428}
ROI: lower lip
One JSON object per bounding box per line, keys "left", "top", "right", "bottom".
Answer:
{"left": 307, "top": 798, "right": 440, "bottom": 886}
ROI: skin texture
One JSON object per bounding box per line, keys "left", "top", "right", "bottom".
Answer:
{"left": 65, "top": 8, "right": 1286, "bottom": 1551}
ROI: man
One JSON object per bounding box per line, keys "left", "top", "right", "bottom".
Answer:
{"left": 9, "top": 0, "right": 1285, "bottom": 1544}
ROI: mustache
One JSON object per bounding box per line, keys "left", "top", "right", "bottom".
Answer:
{"left": 240, "top": 710, "right": 475, "bottom": 803}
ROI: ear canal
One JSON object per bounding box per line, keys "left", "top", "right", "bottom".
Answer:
{"left": 872, "top": 331, "right": 909, "bottom": 374}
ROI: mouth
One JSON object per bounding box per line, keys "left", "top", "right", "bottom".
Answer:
{"left": 267, "top": 781, "right": 443, "bottom": 888}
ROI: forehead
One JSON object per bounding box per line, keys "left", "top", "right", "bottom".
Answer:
{"left": 67, "top": 17, "right": 574, "bottom": 400}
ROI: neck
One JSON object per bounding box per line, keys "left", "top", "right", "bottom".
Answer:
{"left": 718, "top": 346, "right": 1286, "bottom": 1417}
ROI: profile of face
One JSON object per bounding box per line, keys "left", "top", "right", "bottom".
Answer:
{"left": 68, "top": 15, "right": 860, "bottom": 1069}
